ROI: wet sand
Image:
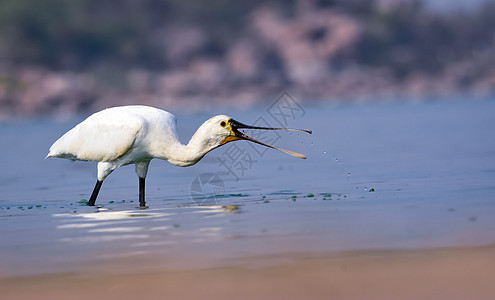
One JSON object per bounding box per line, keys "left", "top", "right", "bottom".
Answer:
{"left": 2, "top": 245, "right": 494, "bottom": 300}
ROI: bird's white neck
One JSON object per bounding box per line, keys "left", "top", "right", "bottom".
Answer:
{"left": 154, "top": 124, "right": 223, "bottom": 167}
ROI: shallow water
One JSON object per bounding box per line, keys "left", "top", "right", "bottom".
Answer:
{"left": 1, "top": 99, "right": 495, "bottom": 276}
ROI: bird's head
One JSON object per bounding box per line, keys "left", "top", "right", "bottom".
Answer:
{"left": 201, "top": 115, "right": 312, "bottom": 159}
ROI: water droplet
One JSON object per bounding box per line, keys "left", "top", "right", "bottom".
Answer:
{"left": 347, "top": 172, "right": 351, "bottom": 177}
{"left": 311, "top": 142, "right": 314, "bottom": 146}
{"left": 323, "top": 150, "right": 327, "bottom": 154}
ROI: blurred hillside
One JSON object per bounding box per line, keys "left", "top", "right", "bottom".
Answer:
{"left": 0, "top": 0, "right": 494, "bottom": 116}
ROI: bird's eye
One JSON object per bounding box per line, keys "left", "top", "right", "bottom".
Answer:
{"left": 220, "top": 121, "right": 226, "bottom": 127}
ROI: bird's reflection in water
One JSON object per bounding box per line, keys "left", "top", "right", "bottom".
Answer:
{"left": 53, "top": 205, "right": 239, "bottom": 248}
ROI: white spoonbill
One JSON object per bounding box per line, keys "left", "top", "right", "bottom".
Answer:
{"left": 47, "top": 105, "right": 311, "bottom": 207}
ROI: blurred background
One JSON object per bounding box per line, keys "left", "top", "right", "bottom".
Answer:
{"left": 0, "top": 0, "right": 494, "bottom": 117}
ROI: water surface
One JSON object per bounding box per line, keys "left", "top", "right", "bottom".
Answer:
{"left": 1, "top": 99, "right": 495, "bottom": 276}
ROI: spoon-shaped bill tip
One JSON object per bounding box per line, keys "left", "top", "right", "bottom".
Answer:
{"left": 277, "top": 147, "right": 307, "bottom": 159}
{"left": 282, "top": 128, "right": 312, "bottom": 134}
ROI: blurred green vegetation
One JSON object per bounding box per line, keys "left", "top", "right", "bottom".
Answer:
{"left": 0, "top": 0, "right": 493, "bottom": 77}
{"left": 355, "top": 0, "right": 495, "bottom": 77}
{"left": 0, "top": 0, "right": 296, "bottom": 69}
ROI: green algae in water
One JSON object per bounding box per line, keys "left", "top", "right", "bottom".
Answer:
{"left": 229, "top": 193, "right": 247, "bottom": 197}
{"left": 78, "top": 199, "right": 88, "bottom": 204}
{"left": 307, "top": 193, "right": 315, "bottom": 198}
{"left": 263, "top": 200, "right": 270, "bottom": 203}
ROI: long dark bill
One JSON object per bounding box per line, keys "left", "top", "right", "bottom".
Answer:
{"left": 230, "top": 119, "right": 312, "bottom": 159}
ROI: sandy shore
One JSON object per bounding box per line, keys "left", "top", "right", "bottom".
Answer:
{"left": 2, "top": 244, "right": 494, "bottom": 300}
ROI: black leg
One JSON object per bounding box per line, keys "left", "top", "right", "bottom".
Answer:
{"left": 139, "top": 177, "right": 146, "bottom": 207}
{"left": 88, "top": 180, "right": 103, "bottom": 206}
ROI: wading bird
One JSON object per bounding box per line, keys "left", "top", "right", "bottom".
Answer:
{"left": 47, "top": 105, "right": 311, "bottom": 207}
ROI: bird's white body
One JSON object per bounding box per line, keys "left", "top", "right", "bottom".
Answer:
{"left": 48, "top": 105, "right": 310, "bottom": 207}
{"left": 48, "top": 105, "right": 228, "bottom": 181}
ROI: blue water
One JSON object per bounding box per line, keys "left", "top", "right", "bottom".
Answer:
{"left": 1, "top": 99, "right": 495, "bottom": 276}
